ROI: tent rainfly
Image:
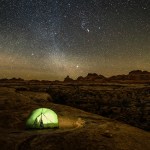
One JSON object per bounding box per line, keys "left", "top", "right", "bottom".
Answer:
{"left": 26, "top": 108, "right": 59, "bottom": 129}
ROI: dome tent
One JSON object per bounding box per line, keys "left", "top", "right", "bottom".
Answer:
{"left": 26, "top": 108, "right": 59, "bottom": 129}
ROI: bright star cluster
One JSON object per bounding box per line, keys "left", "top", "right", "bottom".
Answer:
{"left": 0, "top": 0, "right": 149, "bottom": 80}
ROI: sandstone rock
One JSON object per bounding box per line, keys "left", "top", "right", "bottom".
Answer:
{"left": 64, "top": 75, "right": 74, "bottom": 82}
{"left": 77, "top": 73, "right": 105, "bottom": 82}
{"left": 48, "top": 84, "right": 150, "bottom": 131}
{"left": 1, "top": 86, "right": 150, "bottom": 150}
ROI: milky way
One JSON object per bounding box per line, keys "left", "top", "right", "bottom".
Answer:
{"left": 0, "top": 0, "right": 150, "bottom": 80}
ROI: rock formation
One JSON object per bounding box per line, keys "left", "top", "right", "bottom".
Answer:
{"left": 64, "top": 70, "right": 150, "bottom": 83}
{"left": 128, "top": 70, "right": 150, "bottom": 80}
{"left": 109, "top": 70, "right": 150, "bottom": 82}
{"left": 77, "top": 73, "right": 105, "bottom": 82}
{"left": 48, "top": 83, "right": 150, "bottom": 131}
{"left": 64, "top": 75, "right": 74, "bottom": 82}
{"left": 0, "top": 86, "right": 150, "bottom": 150}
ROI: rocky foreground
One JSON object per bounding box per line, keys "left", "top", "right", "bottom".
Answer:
{"left": 0, "top": 86, "right": 150, "bottom": 150}
{"left": 48, "top": 83, "right": 150, "bottom": 131}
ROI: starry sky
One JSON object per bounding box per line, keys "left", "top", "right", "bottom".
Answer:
{"left": 0, "top": 0, "right": 150, "bottom": 80}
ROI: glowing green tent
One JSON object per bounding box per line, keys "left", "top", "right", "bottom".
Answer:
{"left": 26, "top": 108, "right": 59, "bottom": 129}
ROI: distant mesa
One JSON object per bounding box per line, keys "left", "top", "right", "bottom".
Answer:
{"left": 129, "top": 70, "right": 150, "bottom": 75}
{"left": 0, "top": 70, "right": 150, "bottom": 83}
{"left": 77, "top": 73, "right": 105, "bottom": 82}
{"left": 0, "top": 77, "right": 24, "bottom": 83}
{"left": 128, "top": 70, "right": 150, "bottom": 80}
{"left": 0, "top": 78, "right": 8, "bottom": 81}
{"left": 10, "top": 77, "right": 24, "bottom": 81}
{"left": 64, "top": 70, "right": 150, "bottom": 83}
{"left": 77, "top": 76, "right": 84, "bottom": 81}
{"left": 108, "top": 75, "right": 128, "bottom": 80}
{"left": 64, "top": 73, "right": 106, "bottom": 82}
{"left": 109, "top": 70, "right": 150, "bottom": 81}
{"left": 64, "top": 75, "right": 74, "bottom": 82}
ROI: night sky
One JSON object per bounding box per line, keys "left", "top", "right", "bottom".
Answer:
{"left": 0, "top": 0, "right": 149, "bottom": 80}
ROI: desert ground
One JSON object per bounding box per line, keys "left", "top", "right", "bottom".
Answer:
{"left": 48, "top": 82, "right": 150, "bottom": 131}
{"left": 0, "top": 79, "right": 150, "bottom": 150}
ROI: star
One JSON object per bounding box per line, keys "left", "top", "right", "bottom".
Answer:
{"left": 87, "top": 29, "right": 90, "bottom": 32}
